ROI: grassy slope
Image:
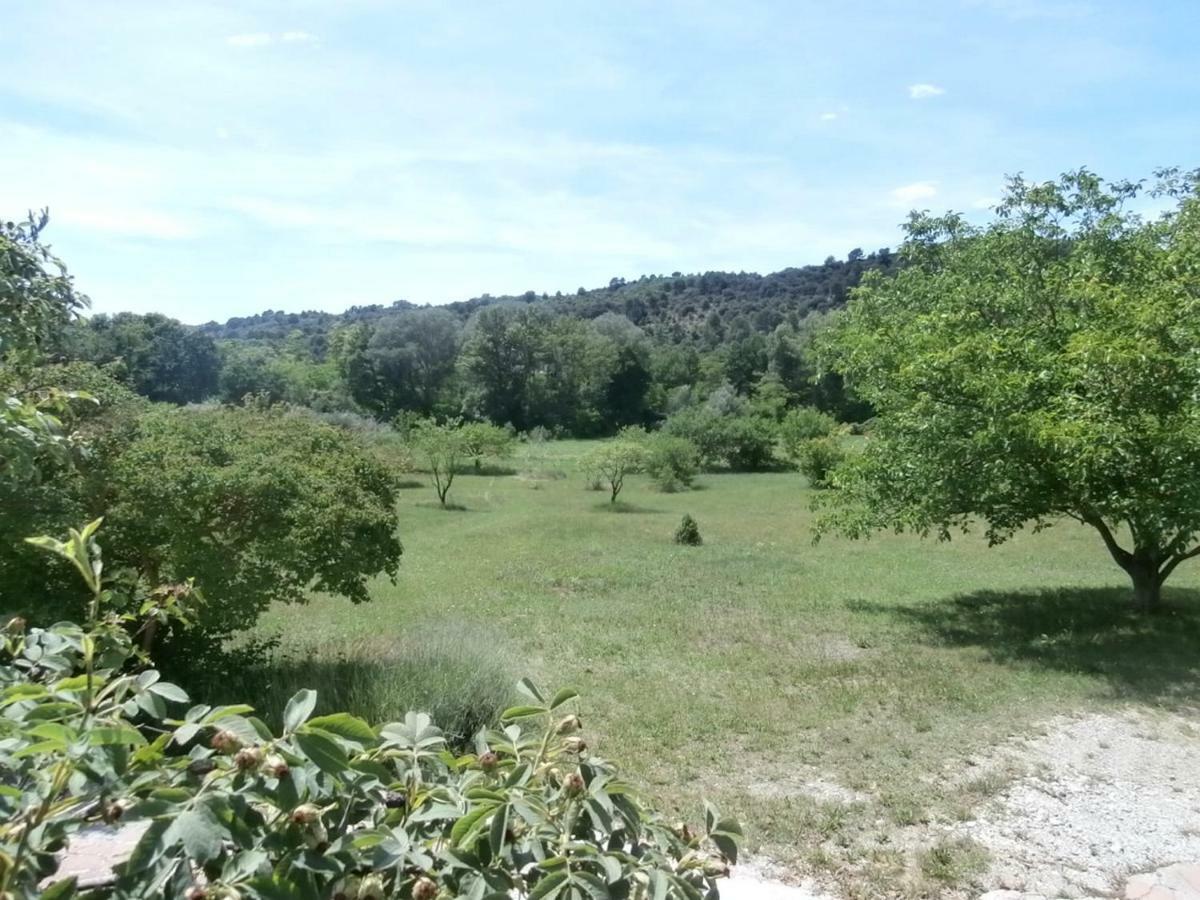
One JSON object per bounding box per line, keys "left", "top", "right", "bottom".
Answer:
{"left": 260, "top": 439, "right": 1200, "bottom": 887}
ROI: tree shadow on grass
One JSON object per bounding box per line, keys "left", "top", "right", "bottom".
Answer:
{"left": 591, "top": 500, "right": 666, "bottom": 514}
{"left": 870, "top": 586, "right": 1200, "bottom": 705}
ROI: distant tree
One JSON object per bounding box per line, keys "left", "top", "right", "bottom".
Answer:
{"left": 353, "top": 308, "right": 462, "bottom": 417}
{"left": 459, "top": 421, "right": 515, "bottom": 470}
{"left": 779, "top": 406, "right": 837, "bottom": 460}
{"left": 60, "top": 312, "right": 219, "bottom": 404}
{"left": 583, "top": 437, "right": 647, "bottom": 503}
{"left": 820, "top": 168, "right": 1200, "bottom": 610}
{"left": 643, "top": 433, "right": 700, "bottom": 492}
{"left": 217, "top": 343, "right": 288, "bottom": 404}
{"left": 724, "top": 335, "right": 767, "bottom": 394}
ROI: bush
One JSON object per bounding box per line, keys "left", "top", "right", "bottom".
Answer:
{"left": 796, "top": 437, "right": 846, "bottom": 488}
{"left": 0, "top": 527, "right": 742, "bottom": 899}
{"left": 674, "top": 514, "right": 703, "bottom": 546}
{"left": 663, "top": 407, "right": 778, "bottom": 471}
{"left": 99, "top": 404, "right": 401, "bottom": 656}
{"left": 779, "top": 406, "right": 836, "bottom": 459}
{"left": 459, "top": 420, "right": 516, "bottom": 470}
{"left": 644, "top": 433, "right": 700, "bottom": 492}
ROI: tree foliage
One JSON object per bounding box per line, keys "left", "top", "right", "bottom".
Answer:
{"left": 583, "top": 437, "right": 647, "bottom": 504}
{"left": 98, "top": 405, "right": 402, "bottom": 644}
{"left": 819, "top": 168, "right": 1200, "bottom": 609}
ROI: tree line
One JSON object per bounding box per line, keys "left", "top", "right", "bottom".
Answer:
{"left": 48, "top": 259, "right": 883, "bottom": 435}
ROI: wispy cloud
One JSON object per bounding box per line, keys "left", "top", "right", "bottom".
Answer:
{"left": 891, "top": 181, "right": 938, "bottom": 204}
{"left": 908, "top": 83, "right": 945, "bottom": 99}
{"left": 226, "top": 31, "right": 317, "bottom": 49}
{"left": 59, "top": 207, "right": 196, "bottom": 239}
{"left": 819, "top": 111, "right": 839, "bottom": 121}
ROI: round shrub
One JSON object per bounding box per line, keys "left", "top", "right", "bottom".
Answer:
{"left": 796, "top": 437, "right": 846, "bottom": 488}
{"left": 674, "top": 513, "right": 703, "bottom": 546}
{"left": 645, "top": 433, "right": 700, "bottom": 491}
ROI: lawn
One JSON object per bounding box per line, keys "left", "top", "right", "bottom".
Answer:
{"left": 257, "top": 438, "right": 1200, "bottom": 890}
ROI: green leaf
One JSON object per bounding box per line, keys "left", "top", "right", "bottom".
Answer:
{"left": 450, "top": 802, "right": 497, "bottom": 846}
{"left": 89, "top": 725, "right": 147, "bottom": 747}
{"left": 500, "top": 705, "right": 546, "bottom": 721}
{"left": 284, "top": 689, "right": 318, "bottom": 734}
{"left": 488, "top": 803, "right": 509, "bottom": 856}
{"left": 529, "top": 872, "right": 569, "bottom": 900}
{"left": 516, "top": 677, "right": 546, "bottom": 704}
{"left": 148, "top": 681, "right": 189, "bottom": 703}
{"left": 294, "top": 730, "right": 349, "bottom": 776}
{"left": 548, "top": 688, "right": 579, "bottom": 710}
{"left": 174, "top": 806, "right": 226, "bottom": 864}
{"left": 39, "top": 877, "right": 79, "bottom": 900}
{"left": 305, "top": 712, "right": 375, "bottom": 743}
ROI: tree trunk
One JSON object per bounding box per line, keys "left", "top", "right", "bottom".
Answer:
{"left": 1127, "top": 559, "right": 1163, "bottom": 612}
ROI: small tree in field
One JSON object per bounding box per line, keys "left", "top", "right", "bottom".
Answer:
{"left": 459, "top": 420, "right": 515, "bottom": 470}
{"left": 819, "top": 168, "right": 1200, "bottom": 611}
{"left": 584, "top": 439, "right": 646, "bottom": 503}
{"left": 412, "top": 418, "right": 469, "bottom": 506}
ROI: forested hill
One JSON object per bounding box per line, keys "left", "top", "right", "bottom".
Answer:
{"left": 199, "top": 248, "right": 896, "bottom": 343}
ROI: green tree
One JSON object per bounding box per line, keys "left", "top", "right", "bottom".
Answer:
{"left": 412, "top": 418, "right": 470, "bottom": 506}
{"left": 59, "top": 312, "right": 219, "bottom": 404}
{"left": 459, "top": 420, "right": 515, "bottom": 470}
{"left": 354, "top": 308, "right": 462, "bottom": 417}
{"left": 819, "top": 168, "right": 1200, "bottom": 610}
{"left": 100, "top": 405, "right": 401, "bottom": 646}
{"left": 583, "top": 438, "right": 647, "bottom": 503}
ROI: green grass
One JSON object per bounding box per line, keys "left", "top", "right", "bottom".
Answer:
{"left": 257, "top": 438, "right": 1200, "bottom": 889}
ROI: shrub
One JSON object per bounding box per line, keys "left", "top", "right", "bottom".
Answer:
{"left": 644, "top": 433, "right": 700, "bottom": 492}
{"left": 796, "top": 437, "right": 846, "bottom": 488}
{"left": 779, "top": 406, "right": 836, "bottom": 459}
{"left": 674, "top": 514, "right": 703, "bottom": 546}
{"left": 1, "top": 526, "right": 742, "bottom": 900}
{"left": 99, "top": 405, "right": 401, "bottom": 655}
{"left": 663, "top": 407, "right": 778, "bottom": 472}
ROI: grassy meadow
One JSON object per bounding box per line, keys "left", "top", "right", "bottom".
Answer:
{"left": 249, "top": 438, "right": 1200, "bottom": 890}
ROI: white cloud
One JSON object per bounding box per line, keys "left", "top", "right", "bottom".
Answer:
{"left": 908, "top": 83, "right": 945, "bottom": 99}
{"left": 891, "top": 181, "right": 938, "bottom": 204}
{"left": 225, "top": 33, "right": 273, "bottom": 48}
{"left": 819, "top": 111, "right": 839, "bottom": 121}
{"left": 226, "top": 31, "right": 317, "bottom": 48}
{"left": 58, "top": 207, "right": 196, "bottom": 239}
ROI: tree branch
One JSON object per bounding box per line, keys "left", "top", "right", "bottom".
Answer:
{"left": 1157, "top": 544, "right": 1200, "bottom": 583}
{"left": 1080, "top": 512, "right": 1133, "bottom": 569}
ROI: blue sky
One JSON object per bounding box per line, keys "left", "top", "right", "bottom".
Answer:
{"left": 2, "top": 1, "right": 1197, "bottom": 324}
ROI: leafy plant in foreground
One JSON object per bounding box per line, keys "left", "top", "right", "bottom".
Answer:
{"left": 1, "top": 523, "right": 741, "bottom": 899}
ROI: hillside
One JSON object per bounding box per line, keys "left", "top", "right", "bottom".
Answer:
{"left": 199, "top": 248, "right": 896, "bottom": 343}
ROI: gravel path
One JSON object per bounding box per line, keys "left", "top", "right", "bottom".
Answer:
{"left": 952, "top": 709, "right": 1200, "bottom": 897}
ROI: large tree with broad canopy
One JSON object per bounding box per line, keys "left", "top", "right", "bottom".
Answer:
{"left": 818, "top": 168, "right": 1200, "bottom": 611}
